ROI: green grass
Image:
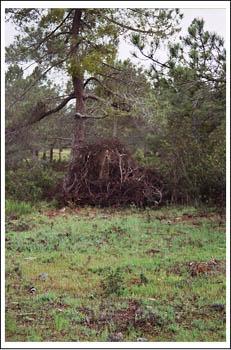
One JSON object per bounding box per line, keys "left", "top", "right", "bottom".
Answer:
{"left": 6, "top": 199, "right": 34, "bottom": 218}
{"left": 5, "top": 205, "right": 226, "bottom": 342}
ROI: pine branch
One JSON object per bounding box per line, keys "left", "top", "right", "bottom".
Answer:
{"left": 137, "top": 46, "right": 170, "bottom": 69}
{"left": 102, "top": 15, "right": 161, "bottom": 35}
{"left": 9, "top": 54, "right": 72, "bottom": 108}
{"left": 84, "top": 76, "right": 115, "bottom": 96}
{"left": 31, "top": 92, "right": 75, "bottom": 123}
{"left": 35, "top": 10, "right": 74, "bottom": 50}
{"left": 6, "top": 92, "right": 75, "bottom": 135}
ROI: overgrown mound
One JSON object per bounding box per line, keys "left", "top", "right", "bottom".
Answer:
{"left": 63, "top": 139, "right": 163, "bottom": 207}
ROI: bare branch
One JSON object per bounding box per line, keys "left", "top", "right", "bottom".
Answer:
{"left": 83, "top": 76, "right": 98, "bottom": 88}
{"left": 84, "top": 76, "right": 122, "bottom": 99}
{"left": 31, "top": 92, "right": 75, "bottom": 123}
{"left": 74, "top": 112, "right": 108, "bottom": 119}
{"left": 6, "top": 92, "right": 75, "bottom": 135}
{"left": 83, "top": 93, "right": 106, "bottom": 103}
{"left": 47, "top": 137, "right": 72, "bottom": 141}
{"left": 137, "top": 46, "right": 170, "bottom": 69}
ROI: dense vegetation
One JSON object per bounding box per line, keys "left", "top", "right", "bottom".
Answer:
{"left": 5, "top": 9, "right": 226, "bottom": 207}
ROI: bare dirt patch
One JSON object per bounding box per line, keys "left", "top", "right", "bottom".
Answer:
{"left": 77, "top": 300, "right": 162, "bottom": 333}
{"left": 188, "top": 258, "right": 225, "bottom": 277}
{"left": 168, "top": 258, "right": 225, "bottom": 277}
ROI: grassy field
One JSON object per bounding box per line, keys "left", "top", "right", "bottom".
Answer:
{"left": 5, "top": 205, "right": 226, "bottom": 342}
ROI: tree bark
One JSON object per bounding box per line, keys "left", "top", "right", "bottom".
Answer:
{"left": 42, "top": 151, "right": 47, "bottom": 160}
{"left": 59, "top": 148, "right": 62, "bottom": 162}
{"left": 71, "top": 9, "right": 86, "bottom": 155}
{"left": 49, "top": 148, "right": 53, "bottom": 163}
{"left": 72, "top": 76, "right": 86, "bottom": 155}
{"left": 63, "top": 9, "right": 86, "bottom": 194}
{"left": 70, "top": 9, "right": 86, "bottom": 155}
{"left": 113, "top": 116, "right": 118, "bottom": 138}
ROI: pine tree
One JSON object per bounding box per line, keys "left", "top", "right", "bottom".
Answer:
{"left": 147, "top": 19, "right": 226, "bottom": 203}
{"left": 6, "top": 7, "right": 182, "bottom": 194}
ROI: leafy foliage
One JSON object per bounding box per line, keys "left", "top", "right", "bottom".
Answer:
{"left": 5, "top": 9, "right": 226, "bottom": 206}
{"left": 138, "top": 19, "right": 226, "bottom": 205}
{"left": 6, "top": 162, "right": 63, "bottom": 203}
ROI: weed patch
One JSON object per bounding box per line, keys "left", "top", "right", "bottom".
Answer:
{"left": 101, "top": 268, "right": 125, "bottom": 296}
{"left": 6, "top": 200, "right": 34, "bottom": 219}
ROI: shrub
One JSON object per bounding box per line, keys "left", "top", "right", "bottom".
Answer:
{"left": 101, "top": 267, "right": 125, "bottom": 296}
{"left": 36, "top": 292, "right": 57, "bottom": 303}
{"left": 6, "top": 162, "right": 63, "bottom": 203}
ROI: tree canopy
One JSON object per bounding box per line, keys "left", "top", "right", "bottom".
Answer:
{"left": 6, "top": 8, "right": 182, "bottom": 125}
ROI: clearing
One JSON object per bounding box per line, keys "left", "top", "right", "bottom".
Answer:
{"left": 5, "top": 206, "right": 226, "bottom": 342}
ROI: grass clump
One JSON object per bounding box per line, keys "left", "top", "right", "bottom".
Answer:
{"left": 6, "top": 199, "right": 34, "bottom": 218}
{"left": 54, "top": 314, "right": 70, "bottom": 332}
{"left": 36, "top": 292, "right": 57, "bottom": 303}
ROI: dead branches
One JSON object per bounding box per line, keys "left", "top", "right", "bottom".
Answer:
{"left": 62, "top": 139, "right": 163, "bottom": 207}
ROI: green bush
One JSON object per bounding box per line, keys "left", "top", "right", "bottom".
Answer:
{"left": 6, "top": 162, "right": 63, "bottom": 203}
{"left": 101, "top": 267, "right": 125, "bottom": 296}
{"left": 140, "top": 121, "right": 225, "bottom": 207}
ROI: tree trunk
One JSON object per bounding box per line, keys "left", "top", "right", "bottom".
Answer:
{"left": 42, "top": 151, "right": 47, "bottom": 160}
{"left": 32, "top": 149, "right": 38, "bottom": 161}
{"left": 59, "top": 148, "right": 62, "bottom": 162}
{"left": 113, "top": 116, "right": 118, "bottom": 138}
{"left": 71, "top": 9, "right": 86, "bottom": 157}
{"left": 49, "top": 148, "right": 53, "bottom": 162}
{"left": 72, "top": 76, "right": 86, "bottom": 157}
{"left": 63, "top": 9, "right": 86, "bottom": 195}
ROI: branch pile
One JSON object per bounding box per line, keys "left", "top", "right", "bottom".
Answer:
{"left": 63, "top": 139, "right": 163, "bottom": 207}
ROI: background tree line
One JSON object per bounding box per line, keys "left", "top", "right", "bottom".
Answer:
{"left": 5, "top": 9, "right": 226, "bottom": 207}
